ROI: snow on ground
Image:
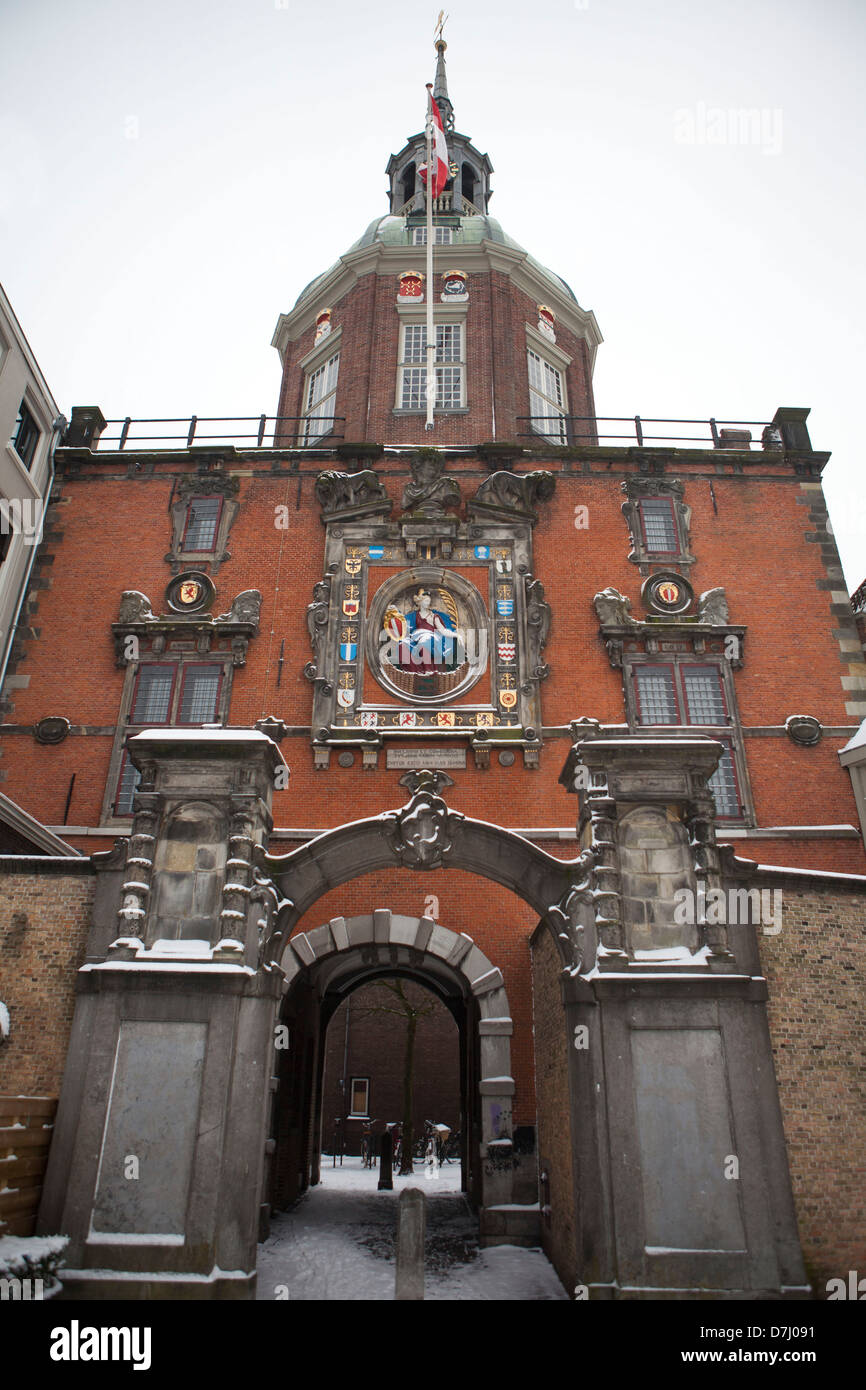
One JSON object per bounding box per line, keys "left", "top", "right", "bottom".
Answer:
{"left": 256, "top": 1156, "right": 567, "bottom": 1302}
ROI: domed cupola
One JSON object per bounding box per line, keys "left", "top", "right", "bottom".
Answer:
{"left": 386, "top": 38, "right": 493, "bottom": 219}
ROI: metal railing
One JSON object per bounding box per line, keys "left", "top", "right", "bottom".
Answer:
{"left": 81, "top": 415, "right": 345, "bottom": 452}
{"left": 517, "top": 416, "right": 783, "bottom": 451}
{"left": 68, "top": 411, "right": 790, "bottom": 456}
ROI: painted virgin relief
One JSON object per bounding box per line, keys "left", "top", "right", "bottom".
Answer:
{"left": 380, "top": 586, "right": 467, "bottom": 696}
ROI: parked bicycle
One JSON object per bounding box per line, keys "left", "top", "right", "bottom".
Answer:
{"left": 416, "top": 1120, "right": 453, "bottom": 1165}
{"left": 386, "top": 1121, "right": 402, "bottom": 1168}
{"left": 441, "top": 1129, "right": 461, "bottom": 1164}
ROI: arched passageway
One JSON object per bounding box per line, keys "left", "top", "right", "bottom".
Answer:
{"left": 319, "top": 976, "right": 461, "bottom": 1163}
{"left": 265, "top": 912, "right": 516, "bottom": 1225}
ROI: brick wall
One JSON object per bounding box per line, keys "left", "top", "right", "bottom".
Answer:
{"left": 319, "top": 980, "right": 460, "bottom": 1155}
{"left": 0, "top": 863, "right": 95, "bottom": 1095}
{"left": 756, "top": 874, "right": 866, "bottom": 1293}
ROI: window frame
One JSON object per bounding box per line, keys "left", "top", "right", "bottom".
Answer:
{"left": 300, "top": 349, "right": 340, "bottom": 445}
{"left": 130, "top": 662, "right": 180, "bottom": 725}
{"left": 348, "top": 1077, "right": 370, "bottom": 1119}
{"left": 180, "top": 495, "right": 223, "bottom": 554}
{"left": 526, "top": 344, "right": 569, "bottom": 445}
{"left": 412, "top": 225, "right": 454, "bottom": 245}
{"left": 10, "top": 398, "right": 41, "bottom": 470}
{"left": 621, "top": 478, "right": 694, "bottom": 571}
{"left": 105, "top": 656, "right": 231, "bottom": 822}
{"left": 395, "top": 319, "right": 466, "bottom": 414}
{"left": 638, "top": 497, "right": 679, "bottom": 556}
{"left": 177, "top": 663, "right": 224, "bottom": 725}
{"left": 114, "top": 750, "right": 142, "bottom": 817}
{"left": 627, "top": 657, "right": 749, "bottom": 823}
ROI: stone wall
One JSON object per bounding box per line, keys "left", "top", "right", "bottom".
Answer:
{"left": 529, "top": 924, "right": 575, "bottom": 1294}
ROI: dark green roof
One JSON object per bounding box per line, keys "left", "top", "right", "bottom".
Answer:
{"left": 293, "top": 214, "right": 577, "bottom": 308}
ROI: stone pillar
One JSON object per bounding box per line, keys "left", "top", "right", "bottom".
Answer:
{"left": 547, "top": 729, "right": 809, "bottom": 1299}
{"left": 37, "top": 730, "right": 289, "bottom": 1299}
{"left": 395, "top": 1188, "right": 426, "bottom": 1300}
{"left": 772, "top": 405, "right": 812, "bottom": 452}
{"left": 63, "top": 405, "right": 107, "bottom": 450}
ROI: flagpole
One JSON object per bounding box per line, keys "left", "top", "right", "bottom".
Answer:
{"left": 425, "top": 83, "right": 435, "bottom": 431}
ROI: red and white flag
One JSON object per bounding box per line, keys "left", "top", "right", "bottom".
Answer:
{"left": 420, "top": 95, "right": 449, "bottom": 198}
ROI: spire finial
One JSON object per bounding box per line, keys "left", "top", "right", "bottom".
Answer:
{"left": 432, "top": 13, "right": 454, "bottom": 131}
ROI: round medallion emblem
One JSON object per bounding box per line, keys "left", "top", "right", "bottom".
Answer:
{"left": 641, "top": 570, "right": 694, "bottom": 616}
{"left": 166, "top": 571, "right": 215, "bottom": 614}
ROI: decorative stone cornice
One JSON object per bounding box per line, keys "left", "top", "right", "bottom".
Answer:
{"left": 593, "top": 586, "right": 745, "bottom": 669}
{"left": 112, "top": 588, "right": 262, "bottom": 667}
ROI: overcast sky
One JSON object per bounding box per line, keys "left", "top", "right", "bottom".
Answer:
{"left": 2, "top": 0, "right": 863, "bottom": 586}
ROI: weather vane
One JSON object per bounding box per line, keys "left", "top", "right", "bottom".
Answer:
{"left": 434, "top": 10, "right": 448, "bottom": 43}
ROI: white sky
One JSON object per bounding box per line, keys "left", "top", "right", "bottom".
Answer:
{"left": 2, "top": 0, "right": 864, "bottom": 587}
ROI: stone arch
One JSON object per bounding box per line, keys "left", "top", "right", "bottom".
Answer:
{"left": 271, "top": 910, "right": 518, "bottom": 1230}
{"left": 264, "top": 790, "right": 583, "bottom": 974}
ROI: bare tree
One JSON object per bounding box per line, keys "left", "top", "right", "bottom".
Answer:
{"left": 356, "top": 979, "right": 435, "bottom": 1175}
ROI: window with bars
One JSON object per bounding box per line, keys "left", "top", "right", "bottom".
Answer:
{"left": 181, "top": 496, "right": 222, "bottom": 552}
{"left": 708, "top": 739, "right": 740, "bottom": 819}
{"left": 301, "top": 352, "right": 340, "bottom": 444}
{"left": 113, "top": 661, "right": 224, "bottom": 815}
{"left": 131, "top": 665, "right": 176, "bottom": 723}
{"left": 632, "top": 662, "right": 743, "bottom": 819}
{"left": 114, "top": 753, "right": 142, "bottom": 817}
{"left": 639, "top": 498, "right": 678, "bottom": 553}
{"left": 412, "top": 225, "right": 453, "bottom": 244}
{"left": 178, "top": 665, "right": 222, "bottom": 722}
{"left": 527, "top": 348, "right": 567, "bottom": 444}
{"left": 621, "top": 481, "right": 692, "bottom": 567}
{"left": 398, "top": 322, "right": 464, "bottom": 411}
{"left": 11, "top": 400, "right": 40, "bottom": 470}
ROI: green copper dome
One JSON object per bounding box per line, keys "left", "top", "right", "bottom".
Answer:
{"left": 293, "top": 214, "right": 578, "bottom": 308}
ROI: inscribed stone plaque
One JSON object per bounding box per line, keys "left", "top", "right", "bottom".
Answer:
{"left": 92, "top": 1021, "right": 207, "bottom": 1236}
{"left": 631, "top": 1028, "right": 745, "bottom": 1251}
{"left": 386, "top": 747, "right": 467, "bottom": 770}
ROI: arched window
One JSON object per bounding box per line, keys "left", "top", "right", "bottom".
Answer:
{"left": 401, "top": 162, "right": 416, "bottom": 206}
{"left": 461, "top": 164, "right": 476, "bottom": 206}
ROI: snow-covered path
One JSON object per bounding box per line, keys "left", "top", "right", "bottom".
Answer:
{"left": 256, "top": 1157, "right": 567, "bottom": 1301}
